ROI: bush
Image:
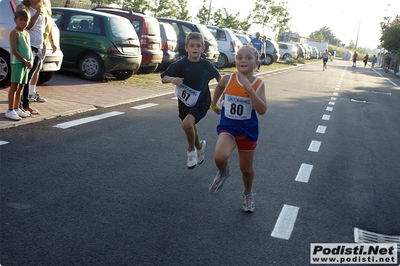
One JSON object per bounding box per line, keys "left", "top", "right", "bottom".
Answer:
{"left": 297, "top": 57, "right": 306, "bottom": 64}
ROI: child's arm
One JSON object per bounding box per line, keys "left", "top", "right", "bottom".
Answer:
{"left": 210, "top": 75, "right": 228, "bottom": 114}
{"left": 237, "top": 73, "right": 267, "bottom": 115}
{"left": 161, "top": 75, "right": 184, "bottom": 86}
{"left": 9, "top": 30, "right": 32, "bottom": 69}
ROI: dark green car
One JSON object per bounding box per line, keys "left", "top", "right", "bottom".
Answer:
{"left": 52, "top": 8, "right": 142, "bottom": 81}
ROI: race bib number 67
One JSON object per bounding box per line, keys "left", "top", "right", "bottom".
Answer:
{"left": 176, "top": 84, "right": 200, "bottom": 107}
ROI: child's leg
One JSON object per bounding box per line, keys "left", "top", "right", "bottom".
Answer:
{"left": 14, "top": 84, "right": 24, "bottom": 108}
{"left": 238, "top": 149, "right": 256, "bottom": 192}
{"left": 8, "top": 83, "right": 18, "bottom": 110}
{"left": 182, "top": 114, "right": 197, "bottom": 152}
{"left": 214, "top": 133, "right": 236, "bottom": 174}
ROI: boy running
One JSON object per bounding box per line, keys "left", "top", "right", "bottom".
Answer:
{"left": 161, "top": 32, "right": 221, "bottom": 169}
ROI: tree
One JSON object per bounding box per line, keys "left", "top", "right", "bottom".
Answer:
{"left": 176, "top": 0, "right": 190, "bottom": 21}
{"left": 122, "top": 0, "right": 151, "bottom": 13}
{"left": 309, "top": 26, "right": 341, "bottom": 45}
{"left": 252, "top": 0, "right": 291, "bottom": 36}
{"left": 151, "top": 0, "right": 178, "bottom": 18}
{"left": 380, "top": 15, "right": 400, "bottom": 52}
{"left": 380, "top": 24, "right": 400, "bottom": 52}
{"left": 196, "top": 0, "right": 210, "bottom": 24}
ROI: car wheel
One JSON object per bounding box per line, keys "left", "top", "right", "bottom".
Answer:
{"left": 139, "top": 65, "right": 158, "bottom": 74}
{"left": 283, "top": 53, "right": 292, "bottom": 60}
{"left": 263, "top": 54, "right": 273, "bottom": 65}
{"left": 111, "top": 70, "right": 134, "bottom": 80}
{"left": 37, "top": 71, "right": 54, "bottom": 84}
{"left": 215, "top": 53, "right": 228, "bottom": 69}
{"left": 78, "top": 52, "right": 104, "bottom": 81}
{"left": 0, "top": 52, "right": 11, "bottom": 87}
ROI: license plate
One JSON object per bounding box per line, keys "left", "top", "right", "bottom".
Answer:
{"left": 122, "top": 47, "right": 137, "bottom": 53}
{"left": 41, "top": 62, "right": 57, "bottom": 71}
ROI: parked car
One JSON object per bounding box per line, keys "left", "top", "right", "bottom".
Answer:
{"left": 92, "top": 7, "right": 162, "bottom": 74}
{"left": 0, "top": 0, "right": 63, "bottom": 87}
{"left": 293, "top": 43, "right": 305, "bottom": 58}
{"left": 278, "top": 42, "right": 298, "bottom": 60}
{"left": 51, "top": 8, "right": 141, "bottom": 81}
{"left": 234, "top": 33, "right": 251, "bottom": 46}
{"left": 206, "top": 25, "right": 242, "bottom": 68}
{"left": 159, "top": 22, "right": 179, "bottom": 68}
{"left": 309, "top": 46, "right": 320, "bottom": 59}
{"left": 156, "top": 17, "right": 219, "bottom": 63}
{"left": 263, "top": 38, "right": 280, "bottom": 65}
{"left": 297, "top": 43, "right": 311, "bottom": 60}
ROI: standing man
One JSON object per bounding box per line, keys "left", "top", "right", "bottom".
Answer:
{"left": 250, "top": 32, "right": 263, "bottom": 72}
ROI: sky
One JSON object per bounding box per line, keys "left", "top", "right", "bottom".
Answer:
{"left": 188, "top": 0, "right": 399, "bottom": 49}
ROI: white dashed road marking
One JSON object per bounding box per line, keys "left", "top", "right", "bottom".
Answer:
{"left": 316, "top": 125, "right": 327, "bottom": 134}
{"left": 308, "top": 140, "right": 321, "bottom": 152}
{"left": 0, "top": 140, "right": 9, "bottom": 146}
{"left": 131, "top": 103, "right": 158, "bottom": 110}
{"left": 322, "top": 114, "right": 330, "bottom": 121}
{"left": 295, "top": 163, "right": 314, "bottom": 183}
{"left": 53, "top": 111, "right": 124, "bottom": 129}
{"left": 271, "top": 205, "right": 300, "bottom": 240}
{"left": 326, "top": 107, "right": 333, "bottom": 111}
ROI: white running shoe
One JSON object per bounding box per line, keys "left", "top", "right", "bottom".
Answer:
{"left": 187, "top": 150, "right": 197, "bottom": 169}
{"left": 15, "top": 108, "right": 30, "bottom": 118}
{"left": 5, "top": 110, "right": 21, "bottom": 121}
{"left": 242, "top": 192, "right": 255, "bottom": 213}
{"left": 197, "top": 140, "right": 206, "bottom": 164}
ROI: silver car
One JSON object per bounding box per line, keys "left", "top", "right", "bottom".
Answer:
{"left": 206, "top": 25, "right": 242, "bottom": 69}
{"left": 0, "top": 0, "right": 63, "bottom": 87}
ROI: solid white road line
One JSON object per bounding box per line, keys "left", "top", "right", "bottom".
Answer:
{"left": 322, "top": 114, "right": 330, "bottom": 121}
{"left": 0, "top": 140, "right": 9, "bottom": 146}
{"left": 308, "top": 140, "right": 321, "bottom": 152}
{"left": 131, "top": 103, "right": 158, "bottom": 110}
{"left": 295, "top": 163, "right": 313, "bottom": 183}
{"left": 316, "top": 125, "right": 327, "bottom": 134}
{"left": 271, "top": 204, "right": 300, "bottom": 240}
{"left": 53, "top": 111, "right": 124, "bottom": 129}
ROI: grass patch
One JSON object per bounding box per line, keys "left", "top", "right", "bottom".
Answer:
{"left": 107, "top": 59, "right": 320, "bottom": 87}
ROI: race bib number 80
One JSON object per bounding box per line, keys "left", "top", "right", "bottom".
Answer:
{"left": 224, "top": 94, "right": 252, "bottom": 120}
{"left": 176, "top": 84, "right": 200, "bottom": 107}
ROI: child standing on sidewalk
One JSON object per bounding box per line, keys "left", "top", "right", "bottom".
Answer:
{"left": 161, "top": 32, "right": 221, "bottom": 169}
{"left": 209, "top": 45, "right": 267, "bottom": 212}
{"left": 5, "top": 9, "right": 32, "bottom": 121}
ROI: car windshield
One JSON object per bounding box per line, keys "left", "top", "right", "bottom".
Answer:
{"left": 109, "top": 17, "right": 138, "bottom": 40}
{"left": 198, "top": 24, "right": 215, "bottom": 41}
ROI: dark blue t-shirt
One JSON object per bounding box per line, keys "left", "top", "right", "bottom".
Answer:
{"left": 161, "top": 58, "right": 220, "bottom": 108}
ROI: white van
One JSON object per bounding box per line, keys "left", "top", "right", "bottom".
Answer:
{"left": 0, "top": 0, "right": 63, "bottom": 87}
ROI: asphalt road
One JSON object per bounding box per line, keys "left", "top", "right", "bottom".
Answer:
{"left": 1, "top": 60, "right": 399, "bottom": 265}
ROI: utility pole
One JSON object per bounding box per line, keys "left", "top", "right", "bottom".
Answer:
{"left": 354, "top": 21, "right": 360, "bottom": 51}
{"left": 207, "top": 0, "right": 212, "bottom": 25}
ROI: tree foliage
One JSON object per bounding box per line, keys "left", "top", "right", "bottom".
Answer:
{"left": 380, "top": 15, "right": 400, "bottom": 52}
{"left": 309, "top": 26, "right": 341, "bottom": 45}
{"left": 252, "top": 0, "right": 291, "bottom": 35}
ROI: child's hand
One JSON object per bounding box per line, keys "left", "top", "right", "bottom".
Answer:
{"left": 237, "top": 73, "right": 252, "bottom": 94}
{"left": 25, "top": 60, "right": 32, "bottom": 69}
{"left": 171, "top": 77, "right": 184, "bottom": 86}
{"left": 33, "top": 3, "right": 42, "bottom": 12}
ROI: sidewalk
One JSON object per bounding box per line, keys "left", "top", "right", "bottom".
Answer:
{"left": 0, "top": 72, "right": 176, "bottom": 130}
